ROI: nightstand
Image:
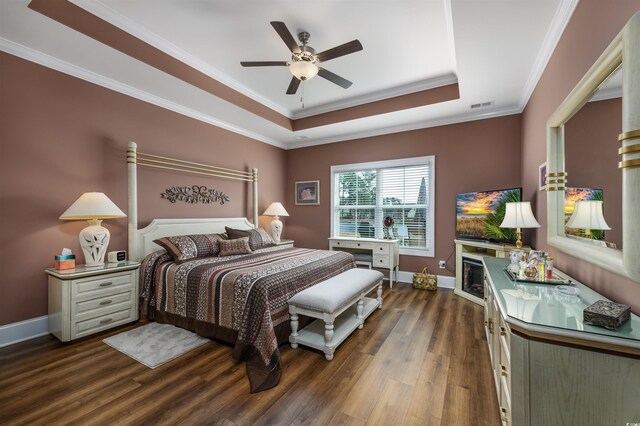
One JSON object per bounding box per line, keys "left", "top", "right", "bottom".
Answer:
{"left": 275, "top": 239, "right": 294, "bottom": 248}
{"left": 46, "top": 261, "right": 140, "bottom": 342}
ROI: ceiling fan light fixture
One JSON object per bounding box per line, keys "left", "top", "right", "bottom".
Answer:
{"left": 290, "top": 60, "right": 318, "bottom": 81}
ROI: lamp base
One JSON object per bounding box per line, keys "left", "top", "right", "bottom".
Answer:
{"left": 270, "top": 217, "right": 283, "bottom": 244}
{"left": 79, "top": 219, "right": 110, "bottom": 266}
{"left": 515, "top": 228, "right": 523, "bottom": 249}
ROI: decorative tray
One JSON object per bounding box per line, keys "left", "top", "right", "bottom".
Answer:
{"left": 503, "top": 268, "right": 572, "bottom": 285}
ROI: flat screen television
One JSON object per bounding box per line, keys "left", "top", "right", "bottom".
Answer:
{"left": 455, "top": 187, "right": 522, "bottom": 243}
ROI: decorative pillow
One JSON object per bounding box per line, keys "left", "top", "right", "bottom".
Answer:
{"left": 154, "top": 233, "right": 225, "bottom": 264}
{"left": 225, "top": 227, "right": 275, "bottom": 251}
{"left": 218, "top": 237, "right": 253, "bottom": 256}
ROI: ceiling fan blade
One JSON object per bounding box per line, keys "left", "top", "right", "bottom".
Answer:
{"left": 286, "top": 76, "right": 301, "bottom": 95}
{"left": 318, "top": 68, "right": 353, "bottom": 89}
{"left": 271, "top": 21, "right": 301, "bottom": 54}
{"left": 317, "top": 39, "right": 363, "bottom": 62}
{"left": 241, "top": 61, "right": 288, "bottom": 67}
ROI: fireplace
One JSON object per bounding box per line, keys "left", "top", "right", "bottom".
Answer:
{"left": 462, "top": 257, "right": 484, "bottom": 299}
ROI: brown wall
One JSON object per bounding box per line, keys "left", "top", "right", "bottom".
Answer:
{"left": 565, "top": 98, "right": 622, "bottom": 248}
{"left": 522, "top": 0, "right": 640, "bottom": 313}
{"left": 0, "top": 53, "right": 286, "bottom": 326}
{"left": 285, "top": 115, "right": 522, "bottom": 275}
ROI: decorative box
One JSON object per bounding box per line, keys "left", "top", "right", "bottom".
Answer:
{"left": 54, "top": 254, "right": 76, "bottom": 270}
{"left": 583, "top": 300, "right": 630, "bottom": 330}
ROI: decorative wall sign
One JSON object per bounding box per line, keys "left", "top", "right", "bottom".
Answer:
{"left": 161, "top": 185, "right": 230, "bottom": 205}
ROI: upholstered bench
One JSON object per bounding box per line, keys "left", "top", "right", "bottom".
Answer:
{"left": 288, "top": 268, "right": 383, "bottom": 360}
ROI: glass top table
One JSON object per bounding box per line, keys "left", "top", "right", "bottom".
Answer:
{"left": 483, "top": 257, "right": 640, "bottom": 347}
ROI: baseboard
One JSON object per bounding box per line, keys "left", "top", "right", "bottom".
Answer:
{"left": 0, "top": 315, "right": 49, "bottom": 348}
{"left": 397, "top": 270, "right": 455, "bottom": 289}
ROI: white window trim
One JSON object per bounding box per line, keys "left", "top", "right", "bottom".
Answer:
{"left": 330, "top": 156, "right": 435, "bottom": 257}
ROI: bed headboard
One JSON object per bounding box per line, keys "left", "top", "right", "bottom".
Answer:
{"left": 133, "top": 217, "right": 254, "bottom": 260}
{"left": 127, "top": 141, "right": 259, "bottom": 261}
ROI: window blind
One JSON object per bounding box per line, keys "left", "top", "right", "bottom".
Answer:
{"left": 333, "top": 158, "right": 433, "bottom": 253}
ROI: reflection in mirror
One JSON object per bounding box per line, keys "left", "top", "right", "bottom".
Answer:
{"left": 547, "top": 12, "right": 640, "bottom": 281}
{"left": 563, "top": 66, "right": 622, "bottom": 249}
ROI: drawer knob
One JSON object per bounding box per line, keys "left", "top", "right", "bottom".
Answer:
{"left": 99, "top": 282, "right": 113, "bottom": 287}
{"left": 100, "top": 299, "right": 113, "bottom": 306}
{"left": 99, "top": 318, "right": 113, "bottom": 324}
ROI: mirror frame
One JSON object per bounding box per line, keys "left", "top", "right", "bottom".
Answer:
{"left": 546, "top": 11, "right": 640, "bottom": 281}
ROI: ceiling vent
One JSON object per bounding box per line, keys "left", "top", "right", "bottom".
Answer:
{"left": 470, "top": 101, "right": 495, "bottom": 110}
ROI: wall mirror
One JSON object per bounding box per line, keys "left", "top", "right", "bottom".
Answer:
{"left": 546, "top": 11, "right": 640, "bottom": 281}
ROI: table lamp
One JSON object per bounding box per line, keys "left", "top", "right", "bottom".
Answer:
{"left": 263, "top": 202, "right": 289, "bottom": 243}
{"left": 500, "top": 202, "right": 541, "bottom": 249}
{"left": 60, "top": 192, "right": 126, "bottom": 266}
{"left": 566, "top": 200, "right": 610, "bottom": 238}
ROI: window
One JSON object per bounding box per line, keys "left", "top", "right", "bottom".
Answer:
{"left": 331, "top": 156, "right": 435, "bottom": 257}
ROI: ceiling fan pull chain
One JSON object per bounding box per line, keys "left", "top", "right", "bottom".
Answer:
{"left": 301, "top": 81, "right": 305, "bottom": 109}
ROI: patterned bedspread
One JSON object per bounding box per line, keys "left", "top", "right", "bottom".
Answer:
{"left": 139, "top": 245, "right": 355, "bottom": 392}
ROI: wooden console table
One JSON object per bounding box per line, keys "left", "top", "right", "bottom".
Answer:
{"left": 328, "top": 237, "right": 399, "bottom": 287}
{"left": 483, "top": 256, "right": 640, "bottom": 425}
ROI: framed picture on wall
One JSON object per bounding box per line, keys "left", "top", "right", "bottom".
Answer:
{"left": 295, "top": 180, "right": 320, "bottom": 205}
{"left": 539, "top": 162, "right": 547, "bottom": 191}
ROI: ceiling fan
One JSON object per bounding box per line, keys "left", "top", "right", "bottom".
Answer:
{"left": 241, "top": 21, "right": 363, "bottom": 95}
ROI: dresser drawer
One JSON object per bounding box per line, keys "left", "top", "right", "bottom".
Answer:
{"left": 373, "top": 255, "right": 390, "bottom": 268}
{"left": 374, "top": 244, "right": 390, "bottom": 254}
{"left": 499, "top": 314, "right": 510, "bottom": 351}
{"left": 347, "top": 241, "right": 374, "bottom": 250}
{"left": 72, "top": 306, "right": 135, "bottom": 339}
{"left": 72, "top": 272, "right": 135, "bottom": 300}
{"left": 73, "top": 290, "right": 134, "bottom": 317}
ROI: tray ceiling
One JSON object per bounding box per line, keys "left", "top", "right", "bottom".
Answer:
{"left": 0, "top": 0, "right": 578, "bottom": 148}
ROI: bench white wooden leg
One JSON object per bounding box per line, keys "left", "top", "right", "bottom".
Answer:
{"left": 377, "top": 281, "right": 383, "bottom": 309}
{"left": 357, "top": 299, "right": 364, "bottom": 329}
{"left": 290, "top": 308, "right": 299, "bottom": 349}
{"left": 324, "top": 321, "right": 335, "bottom": 360}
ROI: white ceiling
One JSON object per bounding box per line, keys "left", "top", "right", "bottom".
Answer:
{"left": 0, "top": 0, "right": 578, "bottom": 149}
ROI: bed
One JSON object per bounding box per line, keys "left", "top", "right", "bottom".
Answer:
{"left": 127, "top": 143, "right": 356, "bottom": 392}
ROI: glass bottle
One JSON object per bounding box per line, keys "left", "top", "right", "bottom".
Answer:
{"left": 546, "top": 256, "right": 554, "bottom": 280}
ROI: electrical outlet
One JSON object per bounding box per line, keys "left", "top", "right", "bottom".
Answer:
{"left": 438, "top": 260, "right": 446, "bottom": 269}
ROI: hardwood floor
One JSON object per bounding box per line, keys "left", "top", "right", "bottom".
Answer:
{"left": 0, "top": 285, "right": 500, "bottom": 425}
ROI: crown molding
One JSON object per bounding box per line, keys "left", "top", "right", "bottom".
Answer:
{"left": 443, "top": 0, "right": 458, "bottom": 72}
{"left": 0, "top": 37, "right": 286, "bottom": 149}
{"left": 518, "top": 0, "right": 579, "bottom": 110}
{"left": 290, "top": 73, "right": 459, "bottom": 119}
{"left": 286, "top": 105, "right": 522, "bottom": 149}
{"left": 70, "top": 0, "right": 294, "bottom": 119}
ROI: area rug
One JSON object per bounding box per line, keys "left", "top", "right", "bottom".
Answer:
{"left": 103, "top": 322, "right": 209, "bottom": 368}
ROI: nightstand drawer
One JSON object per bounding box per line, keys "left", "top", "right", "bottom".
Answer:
{"left": 72, "top": 272, "right": 135, "bottom": 300}
{"left": 74, "top": 290, "right": 133, "bottom": 316}
{"left": 73, "top": 306, "right": 135, "bottom": 339}
{"left": 374, "top": 244, "right": 390, "bottom": 254}
{"left": 373, "top": 255, "right": 390, "bottom": 268}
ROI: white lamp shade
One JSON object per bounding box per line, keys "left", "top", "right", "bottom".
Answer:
{"left": 500, "top": 202, "right": 541, "bottom": 229}
{"left": 289, "top": 61, "right": 318, "bottom": 80}
{"left": 263, "top": 202, "right": 289, "bottom": 217}
{"left": 60, "top": 192, "right": 126, "bottom": 220}
{"left": 566, "top": 200, "right": 610, "bottom": 230}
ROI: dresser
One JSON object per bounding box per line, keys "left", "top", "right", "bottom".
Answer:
{"left": 328, "top": 237, "right": 399, "bottom": 287}
{"left": 46, "top": 262, "right": 140, "bottom": 342}
{"left": 482, "top": 257, "right": 640, "bottom": 425}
